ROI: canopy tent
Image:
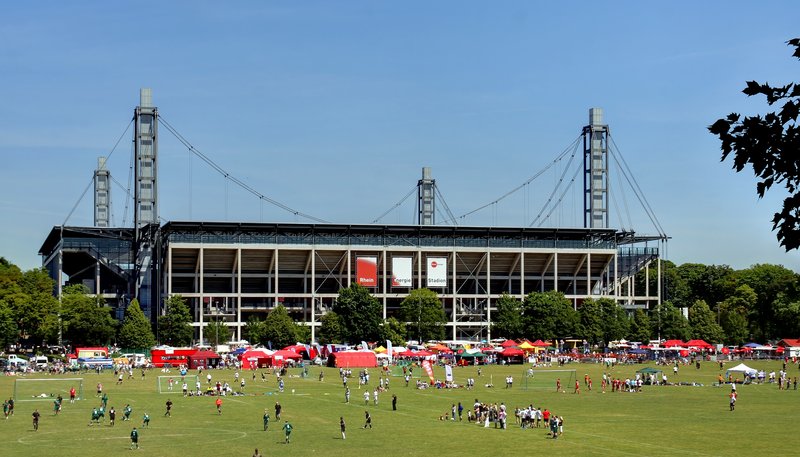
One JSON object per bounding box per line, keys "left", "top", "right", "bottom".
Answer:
{"left": 517, "top": 341, "right": 535, "bottom": 351}
{"left": 326, "top": 351, "right": 378, "bottom": 368}
{"left": 726, "top": 363, "right": 757, "bottom": 378}
{"left": 281, "top": 344, "right": 317, "bottom": 359}
{"left": 685, "top": 339, "right": 714, "bottom": 349}
{"left": 500, "top": 340, "right": 519, "bottom": 348}
{"left": 270, "top": 349, "right": 303, "bottom": 366}
{"left": 530, "top": 340, "right": 550, "bottom": 347}
{"left": 373, "top": 346, "right": 387, "bottom": 353}
{"left": 240, "top": 349, "right": 272, "bottom": 369}
{"left": 499, "top": 347, "right": 525, "bottom": 363}
{"left": 188, "top": 350, "right": 221, "bottom": 369}
{"left": 456, "top": 351, "right": 487, "bottom": 358}
{"left": 662, "top": 340, "right": 686, "bottom": 348}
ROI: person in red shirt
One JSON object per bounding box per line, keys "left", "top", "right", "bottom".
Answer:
{"left": 69, "top": 387, "right": 76, "bottom": 404}
{"left": 216, "top": 397, "right": 223, "bottom": 415}
{"left": 574, "top": 379, "right": 580, "bottom": 394}
{"left": 556, "top": 378, "right": 561, "bottom": 392}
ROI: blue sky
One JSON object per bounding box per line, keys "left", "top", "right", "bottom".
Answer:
{"left": 1, "top": 1, "right": 798, "bottom": 272}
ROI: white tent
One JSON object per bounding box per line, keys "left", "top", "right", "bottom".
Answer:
{"left": 726, "top": 363, "right": 757, "bottom": 377}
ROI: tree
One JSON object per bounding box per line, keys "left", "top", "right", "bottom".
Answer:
{"left": 117, "top": 299, "right": 155, "bottom": 349}
{"left": 735, "top": 264, "right": 798, "bottom": 340}
{"left": 718, "top": 285, "right": 756, "bottom": 345}
{"left": 317, "top": 311, "right": 344, "bottom": 344}
{"left": 709, "top": 38, "right": 800, "bottom": 251}
{"left": 262, "top": 304, "right": 299, "bottom": 348}
{"left": 333, "top": 284, "right": 383, "bottom": 342}
{"left": 158, "top": 295, "right": 193, "bottom": 346}
{"left": 381, "top": 317, "right": 406, "bottom": 346}
{"left": 628, "top": 309, "right": 651, "bottom": 343}
{"left": 688, "top": 300, "right": 724, "bottom": 343}
{"left": 399, "top": 288, "right": 447, "bottom": 342}
{"left": 650, "top": 301, "right": 690, "bottom": 341}
{"left": 0, "top": 300, "right": 18, "bottom": 349}
{"left": 578, "top": 298, "right": 603, "bottom": 345}
{"left": 60, "top": 284, "right": 116, "bottom": 346}
{"left": 204, "top": 319, "right": 231, "bottom": 347}
{"left": 244, "top": 316, "right": 267, "bottom": 345}
{"left": 520, "top": 291, "right": 578, "bottom": 341}
{"left": 598, "top": 298, "right": 629, "bottom": 345}
{"left": 491, "top": 294, "right": 524, "bottom": 340}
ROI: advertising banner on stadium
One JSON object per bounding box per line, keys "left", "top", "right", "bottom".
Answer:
{"left": 426, "top": 257, "right": 448, "bottom": 288}
{"left": 356, "top": 256, "right": 378, "bottom": 287}
{"left": 391, "top": 257, "right": 413, "bottom": 287}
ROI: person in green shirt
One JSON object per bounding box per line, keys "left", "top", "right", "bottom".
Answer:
{"left": 101, "top": 393, "right": 108, "bottom": 409}
{"left": 282, "top": 420, "right": 293, "bottom": 443}
{"left": 262, "top": 409, "right": 270, "bottom": 431}
{"left": 3, "top": 399, "right": 9, "bottom": 419}
{"left": 123, "top": 404, "right": 132, "bottom": 421}
{"left": 130, "top": 427, "right": 139, "bottom": 449}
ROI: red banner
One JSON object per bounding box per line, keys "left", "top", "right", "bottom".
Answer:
{"left": 422, "top": 359, "right": 434, "bottom": 382}
{"left": 356, "top": 256, "right": 378, "bottom": 287}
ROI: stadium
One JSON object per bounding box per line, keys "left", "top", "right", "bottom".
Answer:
{"left": 38, "top": 90, "right": 665, "bottom": 344}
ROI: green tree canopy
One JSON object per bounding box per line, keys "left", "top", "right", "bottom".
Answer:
{"left": 244, "top": 316, "right": 267, "bottom": 345}
{"left": 521, "top": 291, "right": 578, "bottom": 341}
{"left": 598, "top": 298, "right": 630, "bottom": 345}
{"left": 688, "top": 300, "right": 724, "bottom": 343}
{"left": 0, "top": 300, "right": 18, "bottom": 349}
{"left": 709, "top": 38, "right": 800, "bottom": 251}
{"left": 651, "top": 301, "right": 690, "bottom": 341}
{"left": 399, "top": 288, "right": 447, "bottom": 343}
{"left": 491, "top": 294, "right": 524, "bottom": 340}
{"left": 204, "top": 319, "right": 231, "bottom": 347}
{"left": 158, "top": 295, "right": 193, "bottom": 346}
{"left": 718, "top": 285, "right": 756, "bottom": 345}
{"left": 381, "top": 317, "right": 406, "bottom": 346}
{"left": 263, "top": 304, "right": 300, "bottom": 348}
{"left": 628, "top": 308, "right": 651, "bottom": 344}
{"left": 333, "top": 284, "right": 383, "bottom": 342}
{"left": 118, "top": 299, "right": 155, "bottom": 349}
{"left": 61, "top": 284, "right": 116, "bottom": 346}
{"left": 578, "top": 298, "right": 603, "bottom": 345}
{"left": 317, "top": 311, "right": 344, "bottom": 345}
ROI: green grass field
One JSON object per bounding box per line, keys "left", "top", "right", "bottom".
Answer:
{"left": 1, "top": 359, "right": 798, "bottom": 457}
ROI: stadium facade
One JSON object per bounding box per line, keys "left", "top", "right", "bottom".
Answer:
{"left": 38, "top": 91, "right": 663, "bottom": 344}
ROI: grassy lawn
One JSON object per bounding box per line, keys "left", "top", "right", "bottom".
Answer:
{"left": 1, "top": 359, "right": 798, "bottom": 457}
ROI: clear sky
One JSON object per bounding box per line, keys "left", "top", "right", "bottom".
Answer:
{"left": 1, "top": 1, "right": 798, "bottom": 272}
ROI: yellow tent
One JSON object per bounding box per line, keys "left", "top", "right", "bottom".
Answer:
{"left": 374, "top": 346, "right": 387, "bottom": 353}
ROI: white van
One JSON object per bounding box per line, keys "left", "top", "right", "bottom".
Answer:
{"left": 32, "top": 356, "right": 48, "bottom": 369}
{"left": 7, "top": 354, "right": 29, "bottom": 371}
{"left": 123, "top": 353, "right": 147, "bottom": 367}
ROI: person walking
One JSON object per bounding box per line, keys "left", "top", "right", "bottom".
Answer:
{"left": 363, "top": 410, "right": 372, "bottom": 429}
{"left": 345, "top": 387, "right": 351, "bottom": 404}
{"left": 283, "top": 420, "right": 293, "bottom": 444}
{"left": 392, "top": 394, "right": 397, "bottom": 411}
{"left": 32, "top": 409, "right": 40, "bottom": 431}
{"left": 340, "top": 416, "right": 346, "bottom": 440}
{"left": 275, "top": 402, "right": 282, "bottom": 420}
{"left": 164, "top": 399, "right": 173, "bottom": 417}
{"left": 130, "top": 427, "right": 139, "bottom": 449}
{"left": 262, "top": 409, "right": 270, "bottom": 431}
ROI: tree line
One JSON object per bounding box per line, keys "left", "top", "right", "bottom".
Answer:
{"left": 1, "top": 257, "right": 798, "bottom": 350}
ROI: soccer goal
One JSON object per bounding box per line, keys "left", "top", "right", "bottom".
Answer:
{"left": 522, "top": 369, "right": 576, "bottom": 391}
{"left": 157, "top": 375, "right": 200, "bottom": 394}
{"left": 14, "top": 378, "right": 83, "bottom": 402}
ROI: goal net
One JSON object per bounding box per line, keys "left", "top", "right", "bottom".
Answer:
{"left": 522, "top": 369, "right": 576, "bottom": 391}
{"left": 14, "top": 378, "right": 83, "bottom": 402}
{"left": 157, "top": 375, "right": 200, "bottom": 394}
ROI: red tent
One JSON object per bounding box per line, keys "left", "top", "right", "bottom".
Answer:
{"left": 188, "top": 350, "right": 221, "bottom": 369}
{"left": 500, "top": 347, "right": 525, "bottom": 357}
{"left": 282, "top": 344, "right": 317, "bottom": 359}
{"left": 500, "top": 340, "right": 519, "bottom": 348}
{"left": 531, "top": 340, "right": 550, "bottom": 347}
{"left": 686, "top": 339, "right": 713, "bottom": 349}
{"left": 240, "top": 350, "right": 272, "bottom": 369}
{"left": 270, "top": 350, "right": 303, "bottom": 367}
{"left": 662, "top": 340, "right": 686, "bottom": 348}
{"left": 326, "top": 351, "right": 377, "bottom": 368}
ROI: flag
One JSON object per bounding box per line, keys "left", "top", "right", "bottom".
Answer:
{"left": 422, "top": 359, "right": 434, "bottom": 382}
{"left": 445, "top": 364, "right": 453, "bottom": 382}
{"left": 361, "top": 340, "right": 369, "bottom": 352}
{"left": 386, "top": 340, "right": 393, "bottom": 358}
